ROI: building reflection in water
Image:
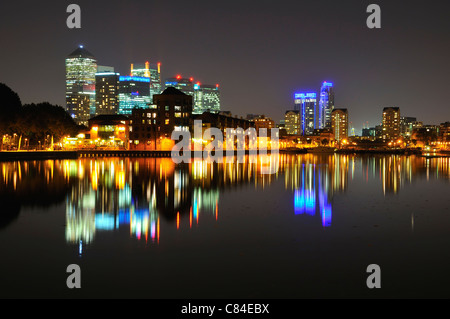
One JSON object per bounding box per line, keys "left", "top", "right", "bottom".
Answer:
{"left": 2, "top": 155, "right": 450, "bottom": 251}
{"left": 284, "top": 154, "right": 349, "bottom": 227}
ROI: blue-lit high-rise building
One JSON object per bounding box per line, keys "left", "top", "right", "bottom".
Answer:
{"left": 65, "top": 45, "right": 97, "bottom": 126}
{"left": 294, "top": 93, "right": 317, "bottom": 135}
{"left": 318, "top": 81, "right": 335, "bottom": 129}
{"left": 130, "top": 62, "right": 162, "bottom": 104}
{"left": 118, "top": 76, "right": 152, "bottom": 115}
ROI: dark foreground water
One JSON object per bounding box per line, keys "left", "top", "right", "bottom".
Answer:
{"left": 1, "top": 154, "right": 450, "bottom": 299}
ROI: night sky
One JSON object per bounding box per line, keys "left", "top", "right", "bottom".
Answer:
{"left": 1, "top": 0, "right": 450, "bottom": 133}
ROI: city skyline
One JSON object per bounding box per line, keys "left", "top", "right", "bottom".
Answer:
{"left": 1, "top": 1, "right": 450, "bottom": 134}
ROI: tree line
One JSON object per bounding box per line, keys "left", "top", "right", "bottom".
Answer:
{"left": 0, "top": 82, "right": 81, "bottom": 150}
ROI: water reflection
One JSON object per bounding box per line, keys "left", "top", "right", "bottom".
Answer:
{"left": 2, "top": 154, "right": 450, "bottom": 248}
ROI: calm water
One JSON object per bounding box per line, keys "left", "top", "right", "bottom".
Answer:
{"left": 1, "top": 154, "right": 450, "bottom": 299}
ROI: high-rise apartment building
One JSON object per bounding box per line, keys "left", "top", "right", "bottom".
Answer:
{"left": 285, "top": 110, "right": 301, "bottom": 135}
{"left": 95, "top": 66, "right": 120, "bottom": 115}
{"left": 382, "top": 107, "right": 401, "bottom": 141}
{"left": 331, "top": 108, "right": 348, "bottom": 142}
{"left": 318, "top": 82, "right": 335, "bottom": 129}
{"left": 66, "top": 45, "right": 97, "bottom": 126}
{"left": 294, "top": 93, "right": 316, "bottom": 135}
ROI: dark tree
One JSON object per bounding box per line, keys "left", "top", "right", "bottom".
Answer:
{"left": 0, "top": 83, "right": 22, "bottom": 150}
{"left": 19, "top": 102, "right": 80, "bottom": 149}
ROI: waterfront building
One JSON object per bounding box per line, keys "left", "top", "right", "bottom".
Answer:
{"left": 118, "top": 76, "right": 152, "bottom": 115}
{"left": 88, "top": 114, "right": 130, "bottom": 149}
{"left": 440, "top": 122, "right": 450, "bottom": 143}
{"left": 412, "top": 125, "right": 439, "bottom": 147}
{"left": 193, "top": 111, "right": 253, "bottom": 136}
{"left": 382, "top": 107, "right": 400, "bottom": 141}
{"left": 362, "top": 127, "right": 376, "bottom": 137}
{"left": 95, "top": 67, "right": 120, "bottom": 115}
{"left": 294, "top": 93, "right": 317, "bottom": 135}
{"left": 331, "top": 108, "right": 348, "bottom": 142}
{"left": 253, "top": 115, "right": 275, "bottom": 133}
{"left": 129, "top": 87, "right": 193, "bottom": 150}
{"left": 318, "top": 82, "right": 335, "bottom": 129}
{"left": 65, "top": 45, "right": 97, "bottom": 126}
{"left": 400, "top": 116, "right": 417, "bottom": 138}
{"left": 285, "top": 110, "right": 301, "bottom": 135}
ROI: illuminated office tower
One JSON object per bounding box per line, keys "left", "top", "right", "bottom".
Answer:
{"left": 118, "top": 76, "right": 152, "bottom": 115}
{"left": 149, "top": 63, "right": 162, "bottom": 100}
{"left": 193, "top": 83, "right": 220, "bottom": 114}
{"left": 65, "top": 45, "right": 97, "bottom": 126}
{"left": 165, "top": 75, "right": 195, "bottom": 97}
{"left": 382, "top": 107, "right": 400, "bottom": 141}
{"left": 95, "top": 66, "right": 120, "bottom": 115}
{"left": 294, "top": 93, "right": 317, "bottom": 135}
{"left": 318, "top": 82, "right": 335, "bottom": 129}
{"left": 130, "top": 61, "right": 161, "bottom": 102}
{"left": 285, "top": 110, "right": 301, "bottom": 135}
{"left": 130, "top": 62, "right": 151, "bottom": 78}
{"left": 331, "top": 108, "right": 348, "bottom": 142}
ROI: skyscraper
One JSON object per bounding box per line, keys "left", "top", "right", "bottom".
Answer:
{"left": 193, "top": 83, "right": 220, "bottom": 114}
{"left": 149, "top": 62, "right": 162, "bottom": 101}
{"left": 331, "top": 109, "right": 348, "bottom": 142}
{"left": 130, "top": 62, "right": 151, "bottom": 78}
{"left": 318, "top": 82, "right": 335, "bottom": 129}
{"left": 118, "top": 76, "right": 152, "bottom": 115}
{"left": 129, "top": 61, "right": 162, "bottom": 104}
{"left": 165, "top": 76, "right": 220, "bottom": 115}
{"left": 382, "top": 107, "right": 401, "bottom": 141}
{"left": 294, "top": 93, "right": 317, "bottom": 135}
{"left": 65, "top": 45, "right": 97, "bottom": 126}
{"left": 95, "top": 66, "right": 120, "bottom": 115}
